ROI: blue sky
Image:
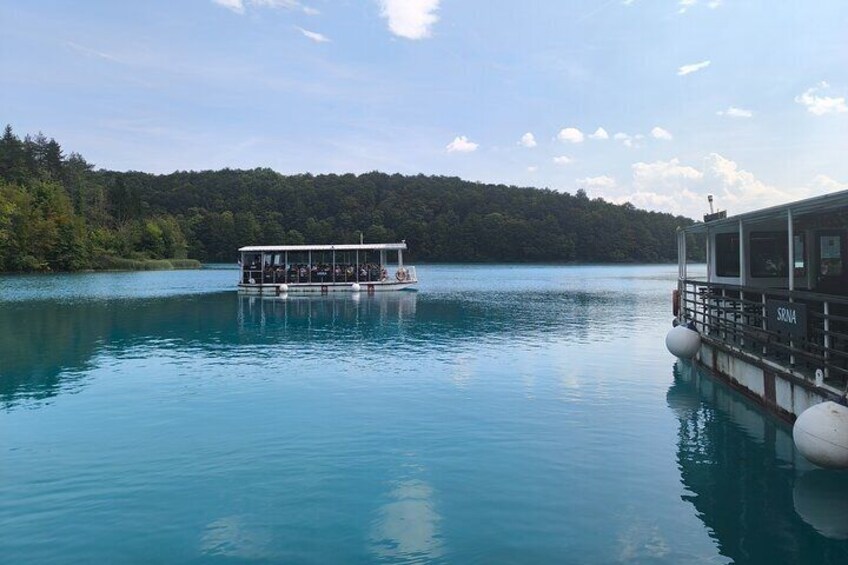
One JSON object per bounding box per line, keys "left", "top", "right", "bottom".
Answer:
{"left": 2, "top": 0, "right": 847, "bottom": 218}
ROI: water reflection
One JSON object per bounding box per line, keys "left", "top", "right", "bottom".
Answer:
{"left": 369, "top": 479, "right": 444, "bottom": 562}
{"left": 668, "top": 363, "right": 848, "bottom": 561}
{"left": 794, "top": 471, "right": 848, "bottom": 541}
{"left": 200, "top": 515, "right": 275, "bottom": 561}
{"left": 1, "top": 288, "right": 645, "bottom": 410}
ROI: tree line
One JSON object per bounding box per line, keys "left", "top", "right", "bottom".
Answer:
{"left": 0, "top": 125, "right": 698, "bottom": 271}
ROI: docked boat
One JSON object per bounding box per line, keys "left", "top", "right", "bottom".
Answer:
{"left": 669, "top": 190, "right": 848, "bottom": 468}
{"left": 237, "top": 242, "right": 418, "bottom": 294}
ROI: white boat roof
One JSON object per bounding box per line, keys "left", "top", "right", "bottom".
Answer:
{"left": 239, "top": 242, "right": 407, "bottom": 252}
{"left": 682, "top": 188, "right": 848, "bottom": 234}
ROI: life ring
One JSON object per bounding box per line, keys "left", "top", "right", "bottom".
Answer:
{"left": 396, "top": 268, "right": 408, "bottom": 282}
{"left": 321, "top": 285, "right": 328, "bottom": 294}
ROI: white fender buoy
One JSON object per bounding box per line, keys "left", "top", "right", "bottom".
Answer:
{"left": 793, "top": 401, "right": 848, "bottom": 469}
{"left": 278, "top": 283, "right": 288, "bottom": 293}
{"left": 351, "top": 283, "right": 361, "bottom": 293}
{"left": 665, "top": 324, "right": 701, "bottom": 359}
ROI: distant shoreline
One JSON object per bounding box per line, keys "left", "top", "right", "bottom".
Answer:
{"left": 0, "top": 258, "right": 202, "bottom": 274}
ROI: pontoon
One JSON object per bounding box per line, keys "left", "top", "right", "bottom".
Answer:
{"left": 237, "top": 242, "right": 418, "bottom": 294}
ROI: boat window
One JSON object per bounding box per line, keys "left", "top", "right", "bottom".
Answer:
{"left": 715, "top": 233, "right": 740, "bottom": 277}
{"left": 820, "top": 234, "right": 843, "bottom": 277}
{"left": 749, "top": 231, "right": 787, "bottom": 278}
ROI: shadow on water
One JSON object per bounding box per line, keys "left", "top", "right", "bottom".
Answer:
{"left": 0, "top": 288, "right": 644, "bottom": 410}
{"left": 668, "top": 362, "right": 848, "bottom": 563}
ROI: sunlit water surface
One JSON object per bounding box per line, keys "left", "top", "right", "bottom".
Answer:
{"left": 2, "top": 264, "right": 847, "bottom": 564}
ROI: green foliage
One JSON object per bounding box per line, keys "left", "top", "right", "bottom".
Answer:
{"left": 0, "top": 125, "right": 192, "bottom": 271}
{"left": 0, "top": 124, "right": 700, "bottom": 272}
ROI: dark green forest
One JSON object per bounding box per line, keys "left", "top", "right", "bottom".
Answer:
{"left": 0, "top": 125, "right": 696, "bottom": 271}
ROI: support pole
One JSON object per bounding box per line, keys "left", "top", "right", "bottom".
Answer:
{"left": 788, "top": 209, "right": 795, "bottom": 291}
{"left": 738, "top": 220, "right": 745, "bottom": 346}
{"left": 738, "top": 220, "right": 746, "bottom": 285}
{"left": 788, "top": 209, "right": 795, "bottom": 366}
{"left": 824, "top": 301, "right": 831, "bottom": 381}
{"left": 706, "top": 229, "right": 712, "bottom": 283}
{"left": 260, "top": 252, "right": 265, "bottom": 289}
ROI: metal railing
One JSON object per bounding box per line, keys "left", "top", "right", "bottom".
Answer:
{"left": 680, "top": 279, "right": 848, "bottom": 389}
{"left": 241, "top": 265, "right": 417, "bottom": 285}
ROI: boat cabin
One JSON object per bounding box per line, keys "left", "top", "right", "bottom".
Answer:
{"left": 678, "top": 190, "right": 848, "bottom": 390}
{"left": 237, "top": 242, "right": 417, "bottom": 294}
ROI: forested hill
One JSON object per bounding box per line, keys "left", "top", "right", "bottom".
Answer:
{"left": 0, "top": 125, "right": 694, "bottom": 271}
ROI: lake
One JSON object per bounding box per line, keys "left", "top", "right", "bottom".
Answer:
{"left": 1, "top": 264, "right": 847, "bottom": 564}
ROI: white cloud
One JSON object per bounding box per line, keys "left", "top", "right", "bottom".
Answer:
{"left": 623, "top": 158, "right": 706, "bottom": 216}
{"left": 297, "top": 27, "right": 330, "bottom": 42}
{"left": 614, "top": 132, "right": 638, "bottom": 148}
{"left": 795, "top": 81, "right": 848, "bottom": 116}
{"left": 577, "top": 175, "right": 616, "bottom": 189}
{"left": 557, "top": 127, "right": 584, "bottom": 143}
{"left": 678, "top": 0, "right": 697, "bottom": 13}
{"left": 614, "top": 155, "right": 834, "bottom": 218}
{"left": 589, "top": 127, "right": 609, "bottom": 140}
{"left": 378, "top": 0, "right": 440, "bottom": 40}
{"left": 446, "top": 135, "right": 478, "bottom": 153}
{"left": 552, "top": 155, "right": 574, "bottom": 165}
{"left": 214, "top": 0, "right": 245, "bottom": 13}
{"left": 650, "top": 126, "right": 673, "bottom": 140}
{"left": 519, "top": 132, "right": 537, "bottom": 148}
{"left": 633, "top": 158, "right": 702, "bottom": 186}
{"left": 677, "top": 60, "right": 711, "bottom": 76}
{"left": 66, "top": 41, "right": 120, "bottom": 62}
{"left": 811, "top": 174, "right": 848, "bottom": 192}
{"left": 562, "top": 154, "right": 843, "bottom": 219}
{"left": 213, "top": 0, "right": 315, "bottom": 15}
{"left": 527, "top": 165, "right": 538, "bottom": 173}
{"left": 708, "top": 0, "right": 722, "bottom": 8}
{"left": 717, "top": 106, "right": 753, "bottom": 118}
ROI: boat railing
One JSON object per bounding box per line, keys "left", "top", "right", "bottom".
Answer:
{"left": 396, "top": 265, "right": 417, "bottom": 282}
{"left": 240, "top": 265, "right": 417, "bottom": 285}
{"left": 680, "top": 278, "right": 848, "bottom": 389}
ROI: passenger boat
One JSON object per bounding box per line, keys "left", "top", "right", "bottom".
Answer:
{"left": 237, "top": 242, "right": 418, "bottom": 294}
{"left": 669, "top": 189, "right": 848, "bottom": 468}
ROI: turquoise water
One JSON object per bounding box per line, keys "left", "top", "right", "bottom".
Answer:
{"left": 1, "top": 264, "right": 847, "bottom": 564}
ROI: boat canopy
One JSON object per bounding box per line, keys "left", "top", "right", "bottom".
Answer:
{"left": 682, "top": 188, "right": 848, "bottom": 234}
{"left": 239, "top": 242, "right": 407, "bottom": 253}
